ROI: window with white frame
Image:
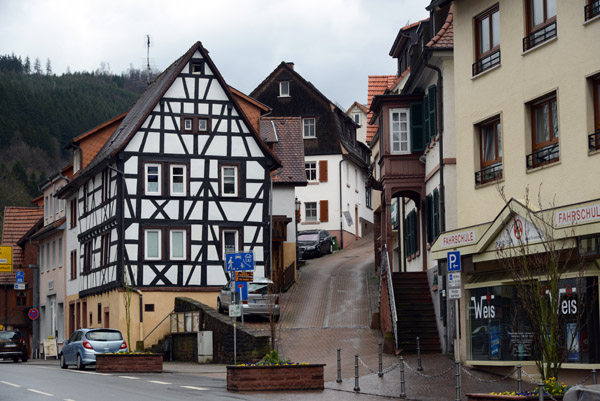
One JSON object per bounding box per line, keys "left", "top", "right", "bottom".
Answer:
{"left": 354, "top": 113, "right": 361, "bottom": 125}
{"left": 170, "top": 229, "right": 186, "bottom": 260}
{"left": 279, "top": 81, "right": 290, "bottom": 97}
{"left": 145, "top": 163, "right": 162, "bottom": 196}
{"left": 222, "top": 230, "right": 239, "bottom": 256}
{"left": 389, "top": 108, "right": 410, "bottom": 154}
{"left": 305, "top": 202, "right": 317, "bottom": 222}
{"left": 305, "top": 161, "right": 317, "bottom": 181}
{"left": 170, "top": 164, "right": 187, "bottom": 196}
{"left": 183, "top": 118, "right": 193, "bottom": 132}
{"left": 303, "top": 118, "right": 316, "bottom": 138}
{"left": 144, "top": 229, "right": 162, "bottom": 260}
{"left": 221, "top": 165, "right": 238, "bottom": 197}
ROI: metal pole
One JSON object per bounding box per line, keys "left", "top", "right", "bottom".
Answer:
{"left": 378, "top": 341, "right": 383, "bottom": 377}
{"left": 399, "top": 356, "right": 406, "bottom": 398}
{"left": 455, "top": 360, "right": 461, "bottom": 401}
{"left": 538, "top": 381, "right": 544, "bottom": 401}
{"left": 353, "top": 353, "right": 360, "bottom": 392}
{"left": 455, "top": 298, "right": 461, "bottom": 401}
{"left": 593, "top": 369, "right": 597, "bottom": 385}
{"left": 336, "top": 347, "right": 342, "bottom": 383}
{"left": 233, "top": 320, "right": 237, "bottom": 365}
{"left": 517, "top": 364, "right": 522, "bottom": 394}
{"left": 417, "top": 336, "right": 423, "bottom": 371}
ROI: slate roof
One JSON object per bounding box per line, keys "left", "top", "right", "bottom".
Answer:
{"left": 366, "top": 75, "right": 401, "bottom": 143}
{"left": 1, "top": 206, "right": 43, "bottom": 267}
{"left": 426, "top": 3, "right": 454, "bottom": 49}
{"left": 260, "top": 117, "right": 307, "bottom": 185}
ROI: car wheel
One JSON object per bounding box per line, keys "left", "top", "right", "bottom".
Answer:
{"left": 13, "top": 357, "right": 19, "bottom": 363}
{"left": 328, "top": 243, "right": 333, "bottom": 254}
{"left": 217, "top": 298, "right": 223, "bottom": 314}
{"left": 60, "top": 354, "right": 67, "bottom": 369}
{"left": 76, "top": 354, "right": 85, "bottom": 370}
{"left": 22, "top": 354, "right": 27, "bottom": 363}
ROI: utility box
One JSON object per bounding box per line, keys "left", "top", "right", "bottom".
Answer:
{"left": 197, "top": 331, "right": 213, "bottom": 363}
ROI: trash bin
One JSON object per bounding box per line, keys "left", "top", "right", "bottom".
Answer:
{"left": 332, "top": 236, "right": 339, "bottom": 251}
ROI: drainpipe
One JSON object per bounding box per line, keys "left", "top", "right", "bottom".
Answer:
{"left": 135, "top": 289, "right": 143, "bottom": 342}
{"left": 338, "top": 157, "right": 347, "bottom": 250}
{"left": 423, "top": 56, "right": 446, "bottom": 233}
{"left": 29, "top": 240, "right": 40, "bottom": 359}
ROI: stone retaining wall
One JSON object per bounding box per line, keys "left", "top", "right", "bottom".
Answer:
{"left": 227, "top": 364, "right": 325, "bottom": 391}
{"left": 96, "top": 354, "right": 163, "bottom": 373}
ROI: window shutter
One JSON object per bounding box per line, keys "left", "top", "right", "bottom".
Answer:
{"left": 319, "top": 200, "right": 329, "bottom": 222}
{"left": 428, "top": 85, "right": 437, "bottom": 142}
{"left": 409, "top": 211, "right": 414, "bottom": 255}
{"left": 410, "top": 102, "right": 425, "bottom": 152}
{"left": 433, "top": 189, "right": 440, "bottom": 238}
{"left": 426, "top": 195, "right": 433, "bottom": 244}
{"left": 423, "top": 94, "right": 430, "bottom": 143}
{"left": 319, "top": 160, "right": 328, "bottom": 182}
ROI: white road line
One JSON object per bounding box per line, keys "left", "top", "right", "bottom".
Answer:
{"left": 147, "top": 380, "right": 172, "bottom": 384}
{"left": 67, "top": 370, "right": 110, "bottom": 376}
{"left": 65, "top": 399, "right": 77, "bottom": 401}
{"left": 27, "top": 388, "right": 54, "bottom": 396}
{"left": 119, "top": 376, "right": 139, "bottom": 380}
{"left": 0, "top": 381, "right": 21, "bottom": 387}
{"left": 181, "top": 386, "right": 209, "bottom": 391}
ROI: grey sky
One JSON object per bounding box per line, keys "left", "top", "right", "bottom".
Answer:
{"left": 0, "top": 0, "right": 430, "bottom": 110}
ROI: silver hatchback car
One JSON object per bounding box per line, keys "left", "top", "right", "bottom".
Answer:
{"left": 217, "top": 278, "right": 280, "bottom": 321}
{"left": 60, "top": 328, "right": 127, "bottom": 370}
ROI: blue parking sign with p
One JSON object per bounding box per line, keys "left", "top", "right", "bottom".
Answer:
{"left": 16, "top": 271, "right": 24, "bottom": 283}
{"left": 447, "top": 251, "right": 461, "bottom": 272}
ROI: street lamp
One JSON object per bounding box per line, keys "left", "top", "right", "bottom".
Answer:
{"left": 295, "top": 197, "right": 301, "bottom": 268}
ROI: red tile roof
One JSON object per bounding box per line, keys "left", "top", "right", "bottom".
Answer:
{"left": 1, "top": 206, "right": 43, "bottom": 266}
{"left": 426, "top": 3, "right": 454, "bottom": 49}
{"left": 346, "top": 101, "right": 369, "bottom": 115}
{"left": 366, "top": 71, "right": 409, "bottom": 143}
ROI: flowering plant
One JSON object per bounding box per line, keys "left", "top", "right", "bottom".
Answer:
{"left": 238, "top": 350, "right": 308, "bottom": 366}
{"left": 489, "top": 377, "right": 568, "bottom": 397}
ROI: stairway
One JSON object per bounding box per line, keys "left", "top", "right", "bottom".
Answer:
{"left": 392, "top": 272, "right": 440, "bottom": 353}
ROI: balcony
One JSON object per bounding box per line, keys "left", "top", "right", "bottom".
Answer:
{"left": 589, "top": 131, "right": 600, "bottom": 151}
{"left": 523, "top": 21, "right": 557, "bottom": 52}
{"left": 472, "top": 50, "right": 501, "bottom": 76}
{"left": 585, "top": 0, "right": 600, "bottom": 21}
{"left": 475, "top": 163, "right": 503, "bottom": 185}
{"left": 526, "top": 143, "right": 559, "bottom": 169}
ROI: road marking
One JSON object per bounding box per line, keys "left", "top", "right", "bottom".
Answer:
{"left": 1, "top": 381, "right": 21, "bottom": 387}
{"left": 148, "top": 380, "right": 172, "bottom": 384}
{"left": 181, "top": 386, "right": 210, "bottom": 391}
{"left": 119, "top": 376, "right": 139, "bottom": 380}
{"left": 28, "top": 388, "right": 54, "bottom": 396}
{"left": 65, "top": 399, "right": 77, "bottom": 401}
{"left": 67, "top": 370, "right": 110, "bottom": 376}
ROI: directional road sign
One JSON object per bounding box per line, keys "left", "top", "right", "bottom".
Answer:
{"left": 447, "top": 251, "right": 461, "bottom": 272}
{"left": 225, "top": 252, "right": 255, "bottom": 272}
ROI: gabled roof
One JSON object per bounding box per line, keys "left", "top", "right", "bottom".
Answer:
{"left": 426, "top": 3, "right": 453, "bottom": 49}
{"left": 1, "top": 206, "right": 44, "bottom": 266}
{"left": 260, "top": 117, "right": 307, "bottom": 186}
{"left": 346, "top": 101, "right": 369, "bottom": 115}
{"left": 366, "top": 74, "right": 404, "bottom": 142}
{"left": 75, "top": 42, "right": 279, "bottom": 183}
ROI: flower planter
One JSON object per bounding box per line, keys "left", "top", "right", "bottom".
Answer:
{"left": 227, "top": 364, "right": 325, "bottom": 391}
{"left": 467, "top": 394, "right": 563, "bottom": 401}
{"left": 96, "top": 353, "right": 163, "bottom": 373}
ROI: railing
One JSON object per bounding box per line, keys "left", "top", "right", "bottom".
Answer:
{"left": 474, "top": 163, "right": 503, "bottom": 185}
{"left": 589, "top": 131, "right": 600, "bottom": 150}
{"left": 523, "top": 21, "right": 557, "bottom": 51}
{"left": 472, "top": 49, "right": 501, "bottom": 76}
{"left": 585, "top": 0, "right": 600, "bottom": 21}
{"left": 380, "top": 245, "right": 398, "bottom": 350}
{"left": 526, "top": 143, "right": 559, "bottom": 169}
{"left": 282, "top": 261, "right": 295, "bottom": 292}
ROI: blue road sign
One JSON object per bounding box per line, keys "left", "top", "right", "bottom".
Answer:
{"left": 447, "top": 251, "right": 461, "bottom": 272}
{"left": 15, "top": 271, "right": 24, "bottom": 283}
{"left": 235, "top": 281, "right": 248, "bottom": 301}
{"left": 225, "top": 252, "right": 255, "bottom": 272}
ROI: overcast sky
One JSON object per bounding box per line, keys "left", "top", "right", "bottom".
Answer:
{"left": 0, "top": 0, "right": 430, "bottom": 110}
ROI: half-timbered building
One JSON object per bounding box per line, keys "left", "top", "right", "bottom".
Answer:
{"left": 58, "top": 42, "right": 279, "bottom": 346}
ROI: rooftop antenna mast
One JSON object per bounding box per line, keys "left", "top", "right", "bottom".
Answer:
{"left": 146, "top": 34, "right": 151, "bottom": 86}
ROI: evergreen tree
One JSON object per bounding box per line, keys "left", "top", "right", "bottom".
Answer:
{"left": 46, "top": 58, "right": 53, "bottom": 75}
{"left": 34, "top": 57, "right": 42, "bottom": 74}
{"left": 24, "top": 56, "right": 31, "bottom": 74}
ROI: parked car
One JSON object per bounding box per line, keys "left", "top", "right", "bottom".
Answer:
{"left": 60, "top": 328, "right": 127, "bottom": 370}
{"left": 0, "top": 330, "right": 28, "bottom": 362}
{"left": 298, "top": 229, "right": 333, "bottom": 259}
{"left": 217, "top": 277, "right": 280, "bottom": 321}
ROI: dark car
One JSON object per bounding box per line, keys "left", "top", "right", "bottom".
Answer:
{"left": 60, "top": 328, "right": 127, "bottom": 370}
{"left": 298, "top": 229, "right": 333, "bottom": 259}
{"left": 0, "top": 330, "right": 28, "bottom": 362}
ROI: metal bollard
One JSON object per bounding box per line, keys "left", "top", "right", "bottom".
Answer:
{"left": 455, "top": 360, "right": 461, "bottom": 401}
{"left": 593, "top": 369, "right": 597, "bottom": 385}
{"left": 538, "top": 381, "right": 544, "bottom": 401}
{"left": 378, "top": 341, "right": 383, "bottom": 377}
{"left": 517, "top": 364, "right": 522, "bottom": 394}
{"left": 353, "top": 353, "right": 360, "bottom": 392}
{"left": 399, "top": 356, "right": 407, "bottom": 398}
{"left": 336, "top": 347, "right": 342, "bottom": 383}
{"left": 417, "top": 336, "right": 423, "bottom": 371}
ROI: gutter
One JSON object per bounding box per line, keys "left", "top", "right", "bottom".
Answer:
{"left": 338, "top": 156, "right": 347, "bottom": 250}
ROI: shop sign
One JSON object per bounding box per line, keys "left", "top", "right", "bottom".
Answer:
{"left": 555, "top": 203, "right": 600, "bottom": 227}
{"left": 441, "top": 230, "right": 476, "bottom": 248}
{"left": 494, "top": 215, "right": 543, "bottom": 248}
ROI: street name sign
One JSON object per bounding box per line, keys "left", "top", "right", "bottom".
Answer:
{"left": 225, "top": 252, "right": 255, "bottom": 272}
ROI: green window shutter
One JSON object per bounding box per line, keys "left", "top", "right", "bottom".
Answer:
{"left": 428, "top": 85, "right": 437, "bottom": 142}
{"left": 433, "top": 189, "right": 440, "bottom": 238}
{"left": 412, "top": 210, "right": 418, "bottom": 254}
{"left": 403, "top": 215, "right": 409, "bottom": 255}
{"left": 423, "top": 94, "right": 430, "bottom": 142}
{"left": 410, "top": 102, "right": 425, "bottom": 152}
{"left": 426, "top": 195, "right": 433, "bottom": 244}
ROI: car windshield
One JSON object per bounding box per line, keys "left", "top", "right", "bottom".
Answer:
{"left": 0, "top": 332, "right": 20, "bottom": 340}
{"left": 86, "top": 330, "right": 123, "bottom": 341}
{"left": 298, "top": 233, "right": 318, "bottom": 242}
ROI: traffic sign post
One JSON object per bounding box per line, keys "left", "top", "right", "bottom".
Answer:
{"left": 447, "top": 250, "right": 462, "bottom": 399}
{"left": 225, "top": 252, "right": 255, "bottom": 272}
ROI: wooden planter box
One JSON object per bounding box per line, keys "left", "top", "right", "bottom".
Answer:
{"left": 467, "top": 394, "right": 563, "bottom": 401}
{"left": 96, "top": 353, "right": 163, "bottom": 373}
{"left": 227, "top": 364, "right": 325, "bottom": 391}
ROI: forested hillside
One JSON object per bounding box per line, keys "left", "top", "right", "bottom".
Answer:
{"left": 0, "top": 53, "right": 157, "bottom": 225}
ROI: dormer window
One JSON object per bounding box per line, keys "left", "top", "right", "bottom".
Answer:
{"left": 279, "top": 81, "right": 290, "bottom": 97}
{"left": 354, "top": 113, "right": 361, "bottom": 125}
{"left": 191, "top": 63, "right": 202, "bottom": 75}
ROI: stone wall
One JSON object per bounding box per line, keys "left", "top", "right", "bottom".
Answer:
{"left": 173, "top": 297, "right": 271, "bottom": 364}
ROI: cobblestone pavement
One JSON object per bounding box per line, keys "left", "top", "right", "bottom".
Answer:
{"left": 242, "top": 234, "right": 531, "bottom": 400}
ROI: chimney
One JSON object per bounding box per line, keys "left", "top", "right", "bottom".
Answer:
{"left": 286, "top": 62, "right": 295, "bottom": 70}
